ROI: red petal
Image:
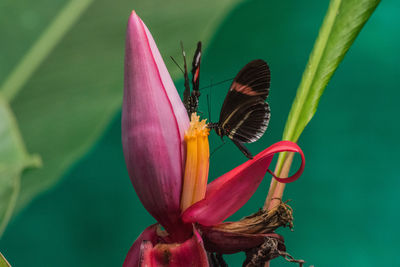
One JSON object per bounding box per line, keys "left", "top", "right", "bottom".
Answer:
{"left": 139, "top": 241, "right": 154, "bottom": 266}
{"left": 124, "top": 225, "right": 209, "bottom": 267}
{"left": 123, "top": 224, "right": 159, "bottom": 267}
{"left": 182, "top": 141, "right": 305, "bottom": 226}
{"left": 151, "top": 228, "right": 209, "bottom": 267}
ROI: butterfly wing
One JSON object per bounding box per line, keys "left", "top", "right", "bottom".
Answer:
{"left": 228, "top": 59, "right": 270, "bottom": 99}
{"left": 222, "top": 100, "right": 270, "bottom": 143}
{"left": 191, "top": 41, "right": 202, "bottom": 94}
{"left": 182, "top": 41, "right": 202, "bottom": 116}
{"left": 219, "top": 59, "right": 271, "bottom": 143}
{"left": 180, "top": 42, "right": 191, "bottom": 113}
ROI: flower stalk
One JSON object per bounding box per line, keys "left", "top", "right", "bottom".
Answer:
{"left": 264, "top": 152, "right": 294, "bottom": 210}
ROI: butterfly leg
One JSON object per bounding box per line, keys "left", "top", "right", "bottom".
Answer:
{"left": 232, "top": 139, "right": 253, "bottom": 159}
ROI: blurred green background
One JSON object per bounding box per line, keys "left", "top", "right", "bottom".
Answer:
{"left": 0, "top": 0, "right": 399, "bottom": 266}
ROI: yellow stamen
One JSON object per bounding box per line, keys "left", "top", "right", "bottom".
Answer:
{"left": 180, "top": 113, "right": 210, "bottom": 212}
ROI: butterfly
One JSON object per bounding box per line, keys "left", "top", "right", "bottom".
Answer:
{"left": 208, "top": 59, "right": 271, "bottom": 159}
{"left": 180, "top": 41, "right": 202, "bottom": 116}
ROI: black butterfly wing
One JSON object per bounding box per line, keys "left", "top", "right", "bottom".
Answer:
{"left": 181, "top": 42, "right": 191, "bottom": 111}
{"left": 227, "top": 59, "right": 270, "bottom": 101}
{"left": 219, "top": 59, "right": 271, "bottom": 143}
{"left": 182, "top": 41, "right": 202, "bottom": 116}
{"left": 221, "top": 99, "right": 270, "bottom": 143}
{"left": 191, "top": 41, "right": 202, "bottom": 94}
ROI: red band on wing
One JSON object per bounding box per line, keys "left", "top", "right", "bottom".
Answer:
{"left": 231, "top": 82, "right": 263, "bottom": 96}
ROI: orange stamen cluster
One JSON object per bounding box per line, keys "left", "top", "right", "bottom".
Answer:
{"left": 180, "top": 113, "right": 210, "bottom": 212}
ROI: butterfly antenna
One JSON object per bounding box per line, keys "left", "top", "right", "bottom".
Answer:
{"left": 170, "top": 56, "right": 184, "bottom": 74}
{"left": 200, "top": 77, "right": 234, "bottom": 90}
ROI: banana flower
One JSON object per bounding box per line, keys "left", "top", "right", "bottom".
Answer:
{"left": 122, "top": 11, "right": 305, "bottom": 266}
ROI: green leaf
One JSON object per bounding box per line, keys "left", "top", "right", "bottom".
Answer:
{"left": 278, "top": 0, "right": 380, "bottom": 172}
{"left": 0, "top": 0, "right": 242, "bottom": 228}
{"left": 0, "top": 96, "right": 40, "bottom": 236}
{"left": 0, "top": 252, "right": 11, "bottom": 267}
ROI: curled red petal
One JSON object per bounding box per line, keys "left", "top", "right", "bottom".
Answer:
{"left": 264, "top": 141, "right": 305, "bottom": 183}
{"left": 182, "top": 141, "right": 305, "bottom": 226}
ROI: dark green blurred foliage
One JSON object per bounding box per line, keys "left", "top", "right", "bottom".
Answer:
{"left": 1, "top": 0, "right": 399, "bottom": 266}
{"left": 0, "top": 0, "right": 240, "bottom": 227}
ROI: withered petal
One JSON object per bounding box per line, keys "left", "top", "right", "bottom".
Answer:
{"left": 199, "top": 225, "right": 284, "bottom": 254}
